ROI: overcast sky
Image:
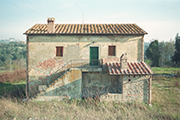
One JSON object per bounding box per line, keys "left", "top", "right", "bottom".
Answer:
{"left": 0, "top": 0, "right": 179, "bottom": 42}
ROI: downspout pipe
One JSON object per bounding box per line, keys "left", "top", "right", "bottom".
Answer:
{"left": 141, "top": 35, "right": 144, "bottom": 62}
{"left": 26, "top": 35, "right": 29, "bottom": 100}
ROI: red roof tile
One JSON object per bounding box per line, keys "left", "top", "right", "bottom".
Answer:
{"left": 24, "top": 24, "right": 147, "bottom": 35}
{"left": 106, "top": 61, "right": 153, "bottom": 75}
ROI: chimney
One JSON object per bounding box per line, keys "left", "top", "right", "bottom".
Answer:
{"left": 120, "top": 53, "right": 127, "bottom": 69}
{"left": 47, "top": 18, "right": 55, "bottom": 32}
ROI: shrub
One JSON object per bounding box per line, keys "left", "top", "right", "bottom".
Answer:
{"left": 0, "top": 69, "right": 26, "bottom": 83}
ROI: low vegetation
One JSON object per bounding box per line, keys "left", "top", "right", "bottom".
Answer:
{"left": 0, "top": 68, "right": 180, "bottom": 119}
{"left": 0, "top": 68, "right": 26, "bottom": 83}
{"left": 151, "top": 67, "right": 180, "bottom": 74}
{"left": 0, "top": 81, "right": 26, "bottom": 98}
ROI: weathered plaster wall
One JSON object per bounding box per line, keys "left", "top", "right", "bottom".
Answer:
{"left": 28, "top": 34, "right": 143, "bottom": 63}
{"left": 27, "top": 34, "right": 144, "bottom": 97}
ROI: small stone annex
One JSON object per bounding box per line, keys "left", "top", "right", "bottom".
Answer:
{"left": 24, "top": 18, "right": 153, "bottom": 104}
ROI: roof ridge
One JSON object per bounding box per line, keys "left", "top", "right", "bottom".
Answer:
{"left": 24, "top": 23, "right": 148, "bottom": 35}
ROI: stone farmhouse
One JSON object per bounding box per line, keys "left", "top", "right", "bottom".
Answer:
{"left": 24, "top": 18, "right": 153, "bottom": 104}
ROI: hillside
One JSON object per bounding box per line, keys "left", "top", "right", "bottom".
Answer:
{"left": 0, "top": 38, "right": 25, "bottom": 43}
{"left": 0, "top": 42, "right": 26, "bottom": 70}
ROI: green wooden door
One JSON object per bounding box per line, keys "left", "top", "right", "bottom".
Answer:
{"left": 90, "top": 47, "right": 99, "bottom": 66}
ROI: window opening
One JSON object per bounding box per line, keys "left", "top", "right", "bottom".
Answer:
{"left": 108, "top": 46, "right": 116, "bottom": 56}
{"left": 56, "top": 46, "right": 63, "bottom": 57}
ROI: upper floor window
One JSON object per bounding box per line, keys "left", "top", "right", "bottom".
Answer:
{"left": 56, "top": 46, "right": 63, "bottom": 57}
{"left": 108, "top": 46, "right": 116, "bottom": 56}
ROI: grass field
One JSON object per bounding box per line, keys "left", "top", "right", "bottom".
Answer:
{"left": 0, "top": 68, "right": 180, "bottom": 119}
{"left": 151, "top": 67, "right": 180, "bottom": 74}
{"left": 0, "top": 81, "right": 26, "bottom": 97}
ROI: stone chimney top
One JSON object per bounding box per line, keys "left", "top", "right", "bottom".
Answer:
{"left": 47, "top": 18, "right": 55, "bottom": 32}
{"left": 120, "top": 53, "right": 127, "bottom": 70}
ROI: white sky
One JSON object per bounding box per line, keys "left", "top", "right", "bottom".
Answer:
{"left": 0, "top": 0, "right": 179, "bottom": 42}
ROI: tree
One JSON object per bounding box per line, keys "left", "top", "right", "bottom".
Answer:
{"left": 146, "top": 40, "right": 160, "bottom": 67}
{"left": 172, "top": 33, "right": 180, "bottom": 65}
{"left": 0, "top": 42, "right": 26, "bottom": 70}
{"left": 159, "top": 40, "right": 175, "bottom": 66}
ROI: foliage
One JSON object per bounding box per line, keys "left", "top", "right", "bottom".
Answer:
{"left": 144, "top": 59, "right": 152, "bottom": 66}
{"left": 159, "top": 40, "right": 175, "bottom": 66}
{"left": 144, "top": 42, "right": 150, "bottom": 60}
{"left": 0, "top": 42, "right": 26, "bottom": 70}
{"left": 146, "top": 40, "right": 160, "bottom": 67}
{"left": 172, "top": 33, "right": 180, "bottom": 65}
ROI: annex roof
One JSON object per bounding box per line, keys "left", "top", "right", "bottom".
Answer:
{"left": 106, "top": 61, "right": 153, "bottom": 75}
{"left": 24, "top": 24, "right": 147, "bottom": 35}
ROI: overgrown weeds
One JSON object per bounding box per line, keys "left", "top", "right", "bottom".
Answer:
{"left": 0, "top": 97, "right": 152, "bottom": 120}
{"left": 1, "top": 93, "right": 179, "bottom": 120}
{"left": 0, "top": 68, "right": 26, "bottom": 83}
{"left": 174, "top": 80, "right": 180, "bottom": 87}
{"left": 0, "top": 73, "right": 180, "bottom": 119}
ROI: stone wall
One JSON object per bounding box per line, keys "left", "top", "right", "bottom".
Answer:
{"left": 121, "top": 75, "right": 151, "bottom": 103}
{"left": 99, "top": 75, "right": 150, "bottom": 103}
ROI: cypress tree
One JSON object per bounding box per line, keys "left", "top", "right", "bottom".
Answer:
{"left": 172, "top": 33, "right": 180, "bottom": 65}
{"left": 146, "top": 40, "right": 160, "bottom": 67}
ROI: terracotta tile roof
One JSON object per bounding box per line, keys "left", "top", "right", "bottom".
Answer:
{"left": 24, "top": 24, "right": 147, "bottom": 35}
{"left": 106, "top": 61, "right": 153, "bottom": 75}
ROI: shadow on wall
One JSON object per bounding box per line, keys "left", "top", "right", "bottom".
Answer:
{"left": 39, "top": 78, "right": 123, "bottom": 100}
{"left": 29, "top": 70, "right": 66, "bottom": 97}
{"left": 82, "top": 73, "right": 122, "bottom": 99}
{"left": 41, "top": 79, "right": 82, "bottom": 99}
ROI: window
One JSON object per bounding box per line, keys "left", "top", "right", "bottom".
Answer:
{"left": 108, "top": 46, "right": 116, "bottom": 56}
{"left": 56, "top": 46, "right": 63, "bottom": 57}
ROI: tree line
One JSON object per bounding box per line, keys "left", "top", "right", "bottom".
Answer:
{"left": 145, "top": 33, "right": 180, "bottom": 67}
{"left": 0, "top": 42, "right": 26, "bottom": 70}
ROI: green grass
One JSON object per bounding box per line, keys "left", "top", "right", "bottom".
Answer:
{"left": 0, "top": 80, "right": 26, "bottom": 98}
{"left": 0, "top": 70, "right": 6, "bottom": 73}
{"left": 151, "top": 67, "right": 180, "bottom": 74}
{"left": 151, "top": 76, "right": 180, "bottom": 119}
